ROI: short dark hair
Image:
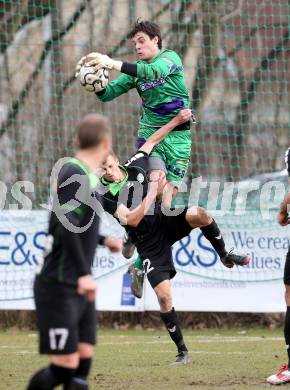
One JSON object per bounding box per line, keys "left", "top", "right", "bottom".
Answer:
{"left": 128, "top": 19, "right": 162, "bottom": 49}
{"left": 108, "top": 150, "right": 118, "bottom": 160}
{"left": 77, "top": 113, "right": 111, "bottom": 150}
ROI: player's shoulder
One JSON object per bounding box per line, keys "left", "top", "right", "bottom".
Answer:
{"left": 60, "top": 159, "right": 88, "bottom": 178}
{"left": 58, "top": 160, "right": 85, "bottom": 184}
{"left": 160, "top": 49, "right": 182, "bottom": 63}
{"left": 57, "top": 158, "right": 95, "bottom": 193}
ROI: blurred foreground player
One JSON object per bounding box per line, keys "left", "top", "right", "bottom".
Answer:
{"left": 27, "top": 114, "right": 117, "bottom": 390}
{"left": 267, "top": 148, "right": 290, "bottom": 385}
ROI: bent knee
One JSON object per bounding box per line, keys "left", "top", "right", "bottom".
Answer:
{"left": 157, "top": 292, "right": 172, "bottom": 311}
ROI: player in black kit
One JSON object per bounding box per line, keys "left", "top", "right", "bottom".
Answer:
{"left": 27, "top": 114, "right": 121, "bottom": 390}
{"left": 98, "top": 109, "right": 250, "bottom": 365}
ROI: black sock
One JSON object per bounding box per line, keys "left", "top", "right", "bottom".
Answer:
{"left": 64, "top": 380, "right": 88, "bottom": 389}
{"left": 51, "top": 365, "right": 75, "bottom": 384}
{"left": 284, "top": 306, "right": 290, "bottom": 369}
{"left": 160, "top": 307, "right": 187, "bottom": 353}
{"left": 200, "top": 220, "right": 227, "bottom": 258}
{"left": 75, "top": 358, "right": 91, "bottom": 378}
{"left": 64, "top": 358, "right": 92, "bottom": 389}
{"left": 27, "top": 365, "right": 75, "bottom": 390}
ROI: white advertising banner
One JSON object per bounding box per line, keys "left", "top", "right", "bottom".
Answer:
{"left": 0, "top": 211, "right": 289, "bottom": 312}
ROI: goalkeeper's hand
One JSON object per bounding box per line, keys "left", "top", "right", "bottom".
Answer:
{"left": 86, "top": 53, "right": 117, "bottom": 70}
{"left": 75, "top": 52, "right": 123, "bottom": 76}
{"left": 75, "top": 52, "right": 122, "bottom": 77}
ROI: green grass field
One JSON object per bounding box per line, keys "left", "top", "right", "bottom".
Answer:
{"left": 0, "top": 327, "right": 286, "bottom": 389}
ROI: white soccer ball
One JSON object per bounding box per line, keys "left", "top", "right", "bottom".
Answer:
{"left": 79, "top": 66, "right": 109, "bottom": 93}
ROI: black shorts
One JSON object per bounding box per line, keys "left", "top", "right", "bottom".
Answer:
{"left": 137, "top": 207, "right": 192, "bottom": 289}
{"left": 34, "top": 276, "right": 97, "bottom": 355}
{"left": 283, "top": 248, "right": 290, "bottom": 285}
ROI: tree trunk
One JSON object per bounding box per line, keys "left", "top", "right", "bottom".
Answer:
{"left": 228, "top": 28, "right": 289, "bottom": 179}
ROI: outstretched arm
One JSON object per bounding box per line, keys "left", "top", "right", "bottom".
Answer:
{"left": 95, "top": 73, "right": 135, "bottom": 102}
{"left": 138, "top": 109, "right": 192, "bottom": 155}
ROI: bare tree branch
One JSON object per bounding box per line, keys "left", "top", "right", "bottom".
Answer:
{"left": 221, "top": 0, "right": 244, "bottom": 22}
{"left": 191, "top": 0, "right": 223, "bottom": 112}
{"left": 191, "top": 22, "right": 288, "bottom": 111}
{"left": 170, "top": 0, "right": 197, "bottom": 57}
{"left": 0, "top": 0, "right": 51, "bottom": 55}
{"left": 1, "top": 0, "right": 171, "bottom": 138}
{"left": 0, "top": 0, "right": 91, "bottom": 138}
{"left": 239, "top": 29, "right": 289, "bottom": 108}
{"left": 228, "top": 28, "right": 289, "bottom": 179}
{"left": 50, "top": 0, "right": 64, "bottom": 161}
{"left": 33, "top": 0, "right": 66, "bottom": 202}
{"left": 103, "top": 0, "right": 115, "bottom": 38}
{"left": 129, "top": 0, "right": 136, "bottom": 26}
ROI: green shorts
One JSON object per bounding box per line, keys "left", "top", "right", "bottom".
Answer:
{"left": 139, "top": 126, "right": 192, "bottom": 184}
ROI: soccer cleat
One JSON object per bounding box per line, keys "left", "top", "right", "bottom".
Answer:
{"left": 267, "top": 364, "right": 290, "bottom": 385}
{"left": 122, "top": 232, "right": 136, "bottom": 259}
{"left": 221, "top": 249, "right": 250, "bottom": 269}
{"left": 127, "top": 264, "right": 144, "bottom": 299}
{"left": 170, "top": 351, "right": 191, "bottom": 365}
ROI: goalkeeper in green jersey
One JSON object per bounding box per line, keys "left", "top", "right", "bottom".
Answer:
{"left": 75, "top": 20, "right": 195, "bottom": 296}
{"left": 75, "top": 19, "right": 195, "bottom": 190}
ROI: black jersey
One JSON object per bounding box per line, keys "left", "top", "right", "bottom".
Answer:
{"left": 99, "top": 151, "right": 164, "bottom": 244}
{"left": 39, "top": 159, "right": 103, "bottom": 287}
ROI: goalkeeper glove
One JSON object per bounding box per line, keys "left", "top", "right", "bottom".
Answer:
{"left": 75, "top": 52, "right": 122, "bottom": 78}
{"left": 86, "top": 52, "right": 123, "bottom": 71}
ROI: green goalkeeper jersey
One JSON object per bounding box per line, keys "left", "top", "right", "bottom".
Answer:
{"left": 96, "top": 49, "right": 190, "bottom": 129}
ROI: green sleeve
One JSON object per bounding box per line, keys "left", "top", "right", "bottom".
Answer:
{"left": 96, "top": 73, "right": 135, "bottom": 102}
{"left": 136, "top": 53, "right": 181, "bottom": 80}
